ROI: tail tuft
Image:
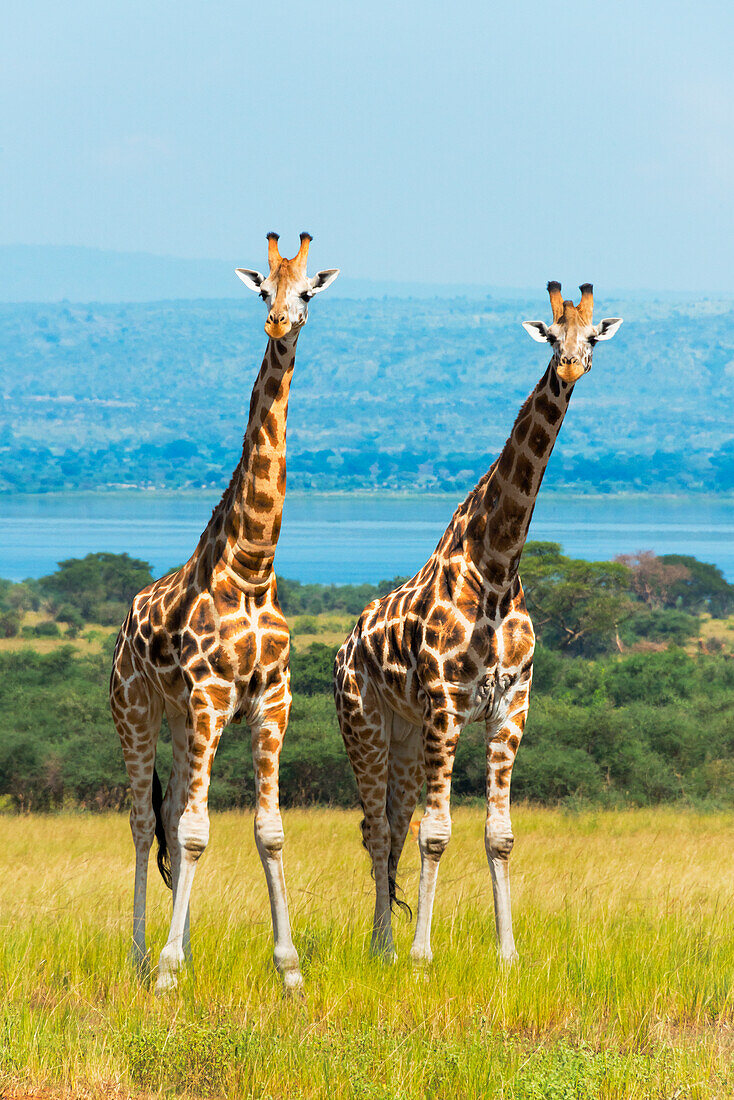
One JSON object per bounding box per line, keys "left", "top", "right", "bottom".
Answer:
{"left": 360, "top": 808, "right": 413, "bottom": 921}
{"left": 151, "top": 768, "right": 172, "bottom": 890}
{"left": 388, "top": 865, "right": 413, "bottom": 921}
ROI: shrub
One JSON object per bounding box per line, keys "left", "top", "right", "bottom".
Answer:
{"left": 293, "top": 615, "right": 321, "bottom": 635}
{"left": 290, "top": 643, "right": 339, "bottom": 697}
{"left": 0, "top": 610, "right": 20, "bottom": 638}
{"left": 33, "top": 620, "right": 61, "bottom": 638}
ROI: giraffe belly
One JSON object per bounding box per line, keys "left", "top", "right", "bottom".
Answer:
{"left": 465, "top": 671, "right": 500, "bottom": 724}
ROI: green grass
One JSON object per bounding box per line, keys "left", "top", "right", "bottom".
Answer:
{"left": 1, "top": 807, "right": 733, "bottom": 1097}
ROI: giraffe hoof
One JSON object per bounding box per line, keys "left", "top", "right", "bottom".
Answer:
{"left": 282, "top": 968, "right": 305, "bottom": 997}
{"left": 410, "top": 947, "right": 433, "bottom": 967}
{"left": 370, "top": 941, "right": 398, "bottom": 964}
{"left": 154, "top": 969, "right": 179, "bottom": 996}
{"left": 499, "top": 948, "right": 519, "bottom": 968}
{"left": 155, "top": 946, "right": 185, "bottom": 995}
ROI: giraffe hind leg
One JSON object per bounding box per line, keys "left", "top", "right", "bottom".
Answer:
{"left": 342, "top": 712, "right": 393, "bottom": 959}
{"left": 110, "top": 654, "right": 164, "bottom": 981}
{"left": 385, "top": 715, "right": 423, "bottom": 921}
{"left": 335, "top": 658, "right": 395, "bottom": 960}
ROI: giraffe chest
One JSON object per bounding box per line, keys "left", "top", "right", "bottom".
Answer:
{"left": 132, "top": 583, "right": 290, "bottom": 719}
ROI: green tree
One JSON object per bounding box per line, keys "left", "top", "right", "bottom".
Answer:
{"left": 290, "top": 644, "right": 339, "bottom": 697}
{"left": 38, "top": 552, "right": 153, "bottom": 622}
{"left": 658, "top": 554, "right": 734, "bottom": 617}
{"left": 520, "top": 542, "right": 632, "bottom": 656}
{"left": 0, "top": 609, "right": 20, "bottom": 638}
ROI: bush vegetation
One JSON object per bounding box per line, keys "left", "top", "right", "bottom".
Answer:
{"left": 0, "top": 546, "right": 733, "bottom": 812}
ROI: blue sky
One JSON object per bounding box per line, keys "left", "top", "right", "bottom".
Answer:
{"left": 3, "top": 0, "right": 733, "bottom": 291}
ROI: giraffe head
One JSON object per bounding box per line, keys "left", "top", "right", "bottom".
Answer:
{"left": 522, "top": 283, "right": 623, "bottom": 383}
{"left": 235, "top": 232, "right": 339, "bottom": 339}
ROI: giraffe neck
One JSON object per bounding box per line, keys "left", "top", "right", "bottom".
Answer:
{"left": 467, "top": 360, "right": 573, "bottom": 590}
{"left": 205, "top": 331, "right": 300, "bottom": 591}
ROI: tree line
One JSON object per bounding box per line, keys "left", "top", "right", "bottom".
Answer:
{"left": 0, "top": 547, "right": 732, "bottom": 812}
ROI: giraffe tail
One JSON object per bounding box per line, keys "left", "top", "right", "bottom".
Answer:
{"left": 388, "top": 859, "right": 413, "bottom": 921}
{"left": 151, "top": 767, "right": 172, "bottom": 890}
{"left": 359, "top": 807, "right": 413, "bottom": 921}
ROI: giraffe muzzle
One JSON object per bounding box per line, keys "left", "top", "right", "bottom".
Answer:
{"left": 556, "top": 358, "right": 586, "bottom": 384}
{"left": 265, "top": 317, "right": 292, "bottom": 339}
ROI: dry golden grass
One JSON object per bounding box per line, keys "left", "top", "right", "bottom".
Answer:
{"left": 0, "top": 616, "right": 115, "bottom": 656}
{"left": 1, "top": 806, "right": 733, "bottom": 1097}
{"left": 0, "top": 611, "right": 352, "bottom": 657}
{"left": 693, "top": 612, "right": 734, "bottom": 655}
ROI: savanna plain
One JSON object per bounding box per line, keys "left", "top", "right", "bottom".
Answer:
{"left": 1, "top": 806, "right": 732, "bottom": 1099}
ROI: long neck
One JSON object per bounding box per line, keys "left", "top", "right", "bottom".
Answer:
{"left": 208, "top": 331, "right": 299, "bottom": 590}
{"left": 468, "top": 361, "right": 573, "bottom": 589}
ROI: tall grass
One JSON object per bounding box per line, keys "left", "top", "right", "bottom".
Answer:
{"left": 1, "top": 806, "right": 733, "bottom": 1097}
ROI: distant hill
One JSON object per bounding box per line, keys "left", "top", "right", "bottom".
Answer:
{"left": 0, "top": 245, "right": 512, "bottom": 303}
{"left": 0, "top": 246, "right": 237, "bottom": 303}
{"left": 1, "top": 294, "right": 733, "bottom": 495}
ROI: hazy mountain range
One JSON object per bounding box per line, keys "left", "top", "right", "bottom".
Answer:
{"left": 0, "top": 245, "right": 526, "bottom": 304}
{"left": 1, "top": 278, "right": 732, "bottom": 496}
{"left": 0, "top": 245, "right": 706, "bottom": 305}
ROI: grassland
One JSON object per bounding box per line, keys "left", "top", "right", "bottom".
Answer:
{"left": 5, "top": 606, "right": 734, "bottom": 662}
{"left": 0, "top": 612, "right": 357, "bottom": 659}
{"left": 1, "top": 807, "right": 733, "bottom": 1098}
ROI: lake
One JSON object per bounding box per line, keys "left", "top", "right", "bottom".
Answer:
{"left": 1, "top": 491, "right": 733, "bottom": 584}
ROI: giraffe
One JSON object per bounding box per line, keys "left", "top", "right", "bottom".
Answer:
{"left": 110, "top": 232, "right": 339, "bottom": 994}
{"left": 334, "top": 282, "right": 622, "bottom": 965}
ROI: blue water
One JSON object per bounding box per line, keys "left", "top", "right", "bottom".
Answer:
{"left": 0, "top": 491, "right": 732, "bottom": 583}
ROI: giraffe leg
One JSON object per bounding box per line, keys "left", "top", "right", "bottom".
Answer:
{"left": 110, "top": 658, "right": 163, "bottom": 981}
{"left": 366, "top": 780, "right": 394, "bottom": 962}
{"left": 485, "top": 679, "right": 530, "bottom": 965}
{"left": 162, "top": 708, "right": 192, "bottom": 967}
{"left": 385, "top": 716, "right": 424, "bottom": 912}
{"left": 251, "top": 680, "right": 303, "bottom": 994}
{"left": 410, "top": 709, "right": 459, "bottom": 966}
{"left": 338, "top": 697, "right": 393, "bottom": 960}
{"left": 360, "top": 751, "right": 393, "bottom": 958}
{"left": 156, "top": 702, "right": 224, "bottom": 995}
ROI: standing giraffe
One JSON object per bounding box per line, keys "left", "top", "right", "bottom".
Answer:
{"left": 110, "top": 232, "right": 339, "bottom": 994}
{"left": 334, "top": 283, "right": 622, "bottom": 964}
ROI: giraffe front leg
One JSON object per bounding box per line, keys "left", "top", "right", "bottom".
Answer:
{"left": 156, "top": 705, "right": 223, "bottom": 995}
{"left": 485, "top": 684, "right": 529, "bottom": 966}
{"left": 410, "top": 709, "right": 459, "bottom": 967}
{"left": 251, "top": 685, "right": 303, "bottom": 994}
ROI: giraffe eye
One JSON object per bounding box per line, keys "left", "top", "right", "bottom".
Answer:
{"left": 260, "top": 290, "right": 268, "bottom": 301}
{"left": 300, "top": 291, "right": 312, "bottom": 302}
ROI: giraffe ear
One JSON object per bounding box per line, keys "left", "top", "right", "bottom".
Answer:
{"left": 235, "top": 268, "right": 265, "bottom": 292}
{"left": 522, "top": 321, "right": 551, "bottom": 343}
{"left": 593, "top": 317, "right": 623, "bottom": 341}
{"left": 308, "top": 269, "right": 340, "bottom": 295}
